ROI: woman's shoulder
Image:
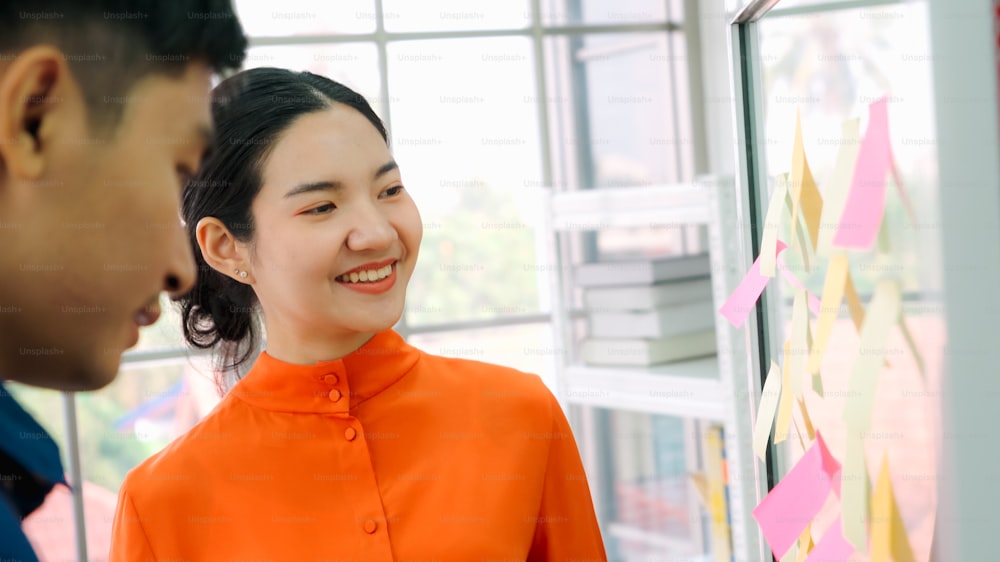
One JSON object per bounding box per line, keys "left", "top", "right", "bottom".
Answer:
{"left": 416, "top": 351, "right": 559, "bottom": 414}
{"left": 119, "top": 395, "right": 245, "bottom": 497}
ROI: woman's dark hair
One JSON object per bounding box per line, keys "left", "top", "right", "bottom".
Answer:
{"left": 178, "top": 67, "right": 388, "bottom": 382}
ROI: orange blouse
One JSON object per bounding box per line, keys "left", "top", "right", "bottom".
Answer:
{"left": 109, "top": 330, "right": 607, "bottom": 561}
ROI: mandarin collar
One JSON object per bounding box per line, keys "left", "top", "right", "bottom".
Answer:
{"left": 231, "top": 330, "right": 420, "bottom": 414}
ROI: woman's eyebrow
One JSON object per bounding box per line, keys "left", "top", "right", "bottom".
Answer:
{"left": 375, "top": 160, "right": 399, "bottom": 179}
{"left": 284, "top": 161, "right": 400, "bottom": 199}
{"left": 284, "top": 180, "right": 343, "bottom": 199}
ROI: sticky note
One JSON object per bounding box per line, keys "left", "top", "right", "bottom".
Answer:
{"left": 720, "top": 240, "right": 788, "bottom": 328}
{"left": 792, "top": 416, "right": 807, "bottom": 454}
{"left": 805, "top": 516, "right": 856, "bottom": 562}
{"left": 791, "top": 113, "right": 823, "bottom": 252}
{"left": 795, "top": 523, "right": 813, "bottom": 562}
{"left": 833, "top": 98, "right": 892, "bottom": 249}
{"left": 807, "top": 320, "right": 824, "bottom": 396}
{"left": 841, "top": 432, "right": 870, "bottom": 550}
{"left": 844, "top": 279, "right": 902, "bottom": 433}
{"left": 797, "top": 397, "right": 816, "bottom": 441}
{"left": 790, "top": 288, "right": 809, "bottom": 398}
{"left": 752, "top": 432, "right": 841, "bottom": 559}
{"left": 777, "top": 252, "right": 823, "bottom": 318}
{"left": 898, "top": 310, "right": 925, "bottom": 380}
{"left": 761, "top": 174, "right": 789, "bottom": 278}
{"left": 807, "top": 252, "right": 849, "bottom": 374}
{"left": 844, "top": 271, "right": 865, "bottom": 332}
{"left": 775, "top": 340, "right": 794, "bottom": 445}
{"left": 817, "top": 118, "right": 861, "bottom": 257}
{"left": 754, "top": 360, "right": 783, "bottom": 461}
{"left": 870, "top": 454, "right": 915, "bottom": 562}
{"left": 689, "top": 472, "right": 709, "bottom": 506}
{"left": 785, "top": 186, "right": 810, "bottom": 273}
{"left": 781, "top": 544, "right": 799, "bottom": 562}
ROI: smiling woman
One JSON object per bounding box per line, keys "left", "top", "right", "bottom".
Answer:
{"left": 108, "top": 68, "right": 607, "bottom": 561}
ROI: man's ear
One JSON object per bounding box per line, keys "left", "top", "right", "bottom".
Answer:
{"left": 197, "top": 217, "right": 253, "bottom": 283}
{"left": 0, "top": 45, "right": 76, "bottom": 181}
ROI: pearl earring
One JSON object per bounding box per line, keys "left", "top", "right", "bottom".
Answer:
{"left": 234, "top": 269, "right": 248, "bottom": 279}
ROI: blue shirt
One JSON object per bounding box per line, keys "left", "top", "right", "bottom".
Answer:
{"left": 0, "top": 383, "right": 67, "bottom": 562}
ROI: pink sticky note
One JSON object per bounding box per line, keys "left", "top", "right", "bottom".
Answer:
{"left": 752, "top": 432, "right": 841, "bottom": 559}
{"left": 776, "top": 253, "right": 823, "bottom": 318}
{"left": 833, "top": 98, "right": 891, "bottom": 249}
{"left": 806, "top": 516, "right": 856, "bottom": 562}
{"left": 719, "top": 241, "right": 788, "bottom": 328}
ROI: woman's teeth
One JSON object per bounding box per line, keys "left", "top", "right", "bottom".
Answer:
{"left": 337, "top": 264, "right": 393, "bottom": 283}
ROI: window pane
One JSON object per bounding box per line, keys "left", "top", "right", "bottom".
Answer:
{"left": 542, "top": 0, "right": 670, "bottom": 26}
{"left": 545, "top": 33, "right": 695, "bottom": 190}
{"left": 753, "top": 2, "right": 941, "bottom": 558}
{"left": 387, "top": 38, "right": 545, "bottom": 324}
{"left": 381, "top": 0, "right": 531, "bottom": 32}
{"left": 80, "top": 357, "right": 222, "bottom": 552}
{"left": 242, "top": 43, "right": 383, "bottom": 119}
{"left": 406, "top": 323, "right": 557, "bottom": 388}
{"left": 572, "top": 406, "right": 706, "bottom": 561}
{"left": 233, "top": 0, "right": 376, "bottom": 36}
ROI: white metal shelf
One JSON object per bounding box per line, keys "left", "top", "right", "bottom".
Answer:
{"left": 544, "top": 175, "right": 762, "bottom": 562}
{"left": 550, "top": 183, "right": 710, "bottom": 232}
{"left": 564, "top": 357, "right": 727, "bottom": 421}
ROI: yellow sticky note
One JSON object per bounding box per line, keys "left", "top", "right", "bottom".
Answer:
{"left": 795, "top": 523, "right": 812, "bottom": 562}
{"left": 844, "top": 279, "right": 902, "bottom": 433}
{"left": 844, "top": 271, "right": 865, "bottom": 332}
{"left": 791, "top": 115, "right": 824, "bottom": 253}
{"left": 817, "top": 118, "right": 861, "bottom": 257}
{"left": 689, "top": 472, "right": 709, "bottom": 507}
{"left": 870, "top": 454, "right": 916, "bottom": 562}
{"left": 761, "top": 174, "right": 789, "bottom": 278}
{"left": 797, "top": 397, "right": 815, "bottom": 441}
{"left": 842, "top": 431, "right": 870, "bottom": 550}
{"left": 754, "top": 360, "right": 783, "bottom": 461}
{"left": 808, "top": 252, "right": 849, "bottom": 374}
{"left": 790, "top": 289, "right": 808, "bottom": 398}
{"left": 785, "top": 188, "right": 813, "bottom": 273}
{"left": 775, "top": 341, "right": 794, "bottom": 444}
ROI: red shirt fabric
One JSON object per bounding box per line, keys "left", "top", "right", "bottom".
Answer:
{"left": 109, "top": 329, "right": 607, "bottom": 561}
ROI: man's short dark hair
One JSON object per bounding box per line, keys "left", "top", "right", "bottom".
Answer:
{"left": 0, "top": 0, "right": 248, "bottom": 132}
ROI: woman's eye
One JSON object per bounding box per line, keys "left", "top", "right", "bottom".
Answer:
{"left": 306, "top": 203, "right": 336, "bottom": 215}
{"left": 381, "top": 185, "right": 404, "bottom": 198}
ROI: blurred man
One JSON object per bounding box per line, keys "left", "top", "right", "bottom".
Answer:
{"left": 0, "top": 1, "right": 247, "bottom": 558}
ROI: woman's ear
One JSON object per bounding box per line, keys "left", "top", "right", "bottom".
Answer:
{"left": 197, "top": 217, "right": 253, "bottom": 283}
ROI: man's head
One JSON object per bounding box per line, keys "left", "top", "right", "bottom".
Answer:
{"left": 0, "top": 0, "right": 247, "bottom": 391}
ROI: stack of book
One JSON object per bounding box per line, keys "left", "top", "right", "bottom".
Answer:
{"left": 577, "top": 254, "right": 717, "bottom": 367}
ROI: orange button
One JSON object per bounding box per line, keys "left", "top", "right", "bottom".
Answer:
{"left": 328, "top": 389, "right": 342, "bottom": 402}
{"left": 363, "top": 519, "right": 378, "bottom": 534}
{"left": 323, "top": 374, "right": 338, "bottom": 384}
{"left": 344, "top": 427, "right": 358, "bottom": 441}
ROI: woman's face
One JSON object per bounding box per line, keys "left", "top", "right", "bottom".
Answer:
{"left": 245, "top": 104, "right": 422, "bottom": 361}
